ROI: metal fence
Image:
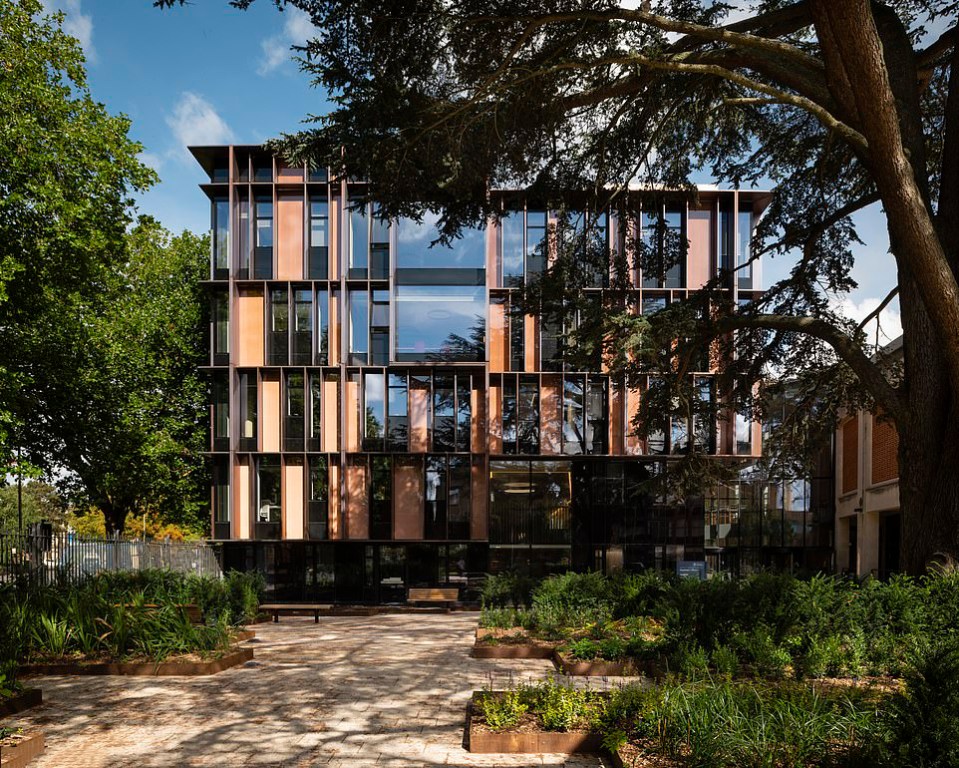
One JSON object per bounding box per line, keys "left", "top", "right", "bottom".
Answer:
{"left": 0, "top": 528, "right": 222, "bottom": 585}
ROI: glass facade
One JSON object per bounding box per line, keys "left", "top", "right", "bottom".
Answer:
{"left": 198, "top": 148, "right": 830, "bottom": 597}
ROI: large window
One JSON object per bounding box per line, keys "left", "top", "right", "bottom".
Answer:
{"left": 640, "top": 205, "right": 685, "bottom": 289}
{"left": 212, "top": 291, "right": 229, "bottom": 365}
{"left": 370, "top": 210, "right": 390, "bottom": 279}
{"left": 255, "top": 455, "right": 281, "bottom": 539}
{"left": 371, "top": 290, "right": 389, "bottom": 365}
{"left": 308, "top": 373, "right": 322, "bottom": 452}
{"left": 308, "top": 457, "right": 328, "bottom": 540}
{"left": 525, "top": 211, "right": 547, "bottom": 280}
{"left": 349, "top": 290, "right": 369, "bottom": 365}
{"left": 253, "top": 198, "right": 273, "bottom": 279}
{"left": 212, "top": 372, "right": 229, "bottom": 452}
{"left": 348, "top": 197, "right": 389, "bottom": 278}
{"left": 501, "top": 374, "right": 539, "bottom": 454}
{"left": 308, "top": 198, "right": 329, "bottom": 279}
{"left": 285, "top": 371, "right": 305, "bottom": 451}
{"left": 559, "top": 210, "right": 608, "bottom": 288}
{"left": 268, "top": 288, "right": 289, "bottom": 365}
{"left": 738, "top": 203, "right": 754, "bottom": 289}
{"left": 237, "top": 192, "right": 250, "bottom": 278}
{"left": 212, "top": 198, "right": 229, "bottom": 279}
{"left": 397, "top": 214, "right": 485, "bottom": 269}
{"left": 501, "top": 212, "right": 524, "bottom": 287}
{"left": 363, "top": 372, "right": 386, "bottom": 450}
{"left": 238, "top": 371, "right": 257, "bottom": 452}
{"left": 315, "top": 288, "right": 329, "bottom": 365}
{"left": 394, "top": 285, "right": 485, "bottom": 361}
{"left": 292, "top": 288, "right": 312, "bottom": 365}
{"left": 212, "top": 457, "right": 230, "bottom": 539}
{"left": 388, "top": 373, "right": 408, "bottom": 451}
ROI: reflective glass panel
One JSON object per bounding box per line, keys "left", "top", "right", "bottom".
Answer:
{"left": 394, "top": 285, "right": 485, "bottom": 361}
{"left": 397, "top": 214, "right": 486, "bottom": 268}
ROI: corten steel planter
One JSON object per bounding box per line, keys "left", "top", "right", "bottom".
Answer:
{"left": 553, "top": 650, "right": 659, "bottom": 677}
{"left": 472, "top": 628, "right": 558, "bottom": 659}
{"left": 19, "top": 647, "right": 253, "bottom": 677}
{"left": 466, "top": 696, "right": 603, "bottom": 754}
{"left": 0, "top": 689, "right": 42, "bottom": 718}
{"left": 0, "top": 730, "right": 44, "bottom": 768}
{"left": 233, "top": 629, "right": 256, "bottom": 642}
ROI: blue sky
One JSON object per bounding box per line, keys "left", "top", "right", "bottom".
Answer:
{"left": 44, "top": 0, "right": 901, "bottom": 342}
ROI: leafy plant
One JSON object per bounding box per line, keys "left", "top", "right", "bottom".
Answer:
{"left": 476, "top": 690, "right": 527, "bottom": 731}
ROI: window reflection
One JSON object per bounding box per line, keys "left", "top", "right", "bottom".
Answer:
{"left": 395, "top": 285, "right": 485, "bottom": 361}
{"left": 397, "top": 214, "right": 486, "bottom": 268}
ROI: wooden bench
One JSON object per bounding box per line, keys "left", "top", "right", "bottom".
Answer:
{"left": 259, "top": 603, "right": 330, "bottom": 623}
{"left": 407, "top": 587, "right": 460, "bottom": 608}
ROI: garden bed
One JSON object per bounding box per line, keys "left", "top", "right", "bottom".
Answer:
{"left": 233, "top": 629, "right": 256, "bottom": 642}
{"left": 472, "top": 628, "right": 557, "bottom": 659}
{"left": 0, "top": 689, "right": 42, "bottom": 718}
{"left": 466, "top": 693, "right": 603, "bottom": 754}
{"left": 0, "top": 730, "right": 44, "bottom": 768}
{"left": 19, "top": 646, "right": 253, "bottom": 677}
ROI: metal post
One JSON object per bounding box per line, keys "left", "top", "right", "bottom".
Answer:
{"left": 17, "top": 444, "right": 23, "bottom": 534}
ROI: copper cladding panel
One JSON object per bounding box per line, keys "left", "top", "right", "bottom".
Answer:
{"left": 626, "top": 386, "right": 643, "bottom": 456}
{"left": 471, "top": 461, "right": 487, "bottom": 540}
{"left": 282, "top": 460, "right": 305, "bottom": 540}
{"left": 489, "top": 300, "right": 508, "bottom": 372}
{"left": 346, "top": 462, "right": 369, "bottom": 539}
{"left": 236, "top": 290, "right": 264, "bottom": 367}
{"left": 540, "top": 375, "right": 562, "bottom": 455}
{"left": 276, "top": 193, "right": 304, "bottom": 280}
{"left": 488, "top": 384, "right": 503, "bottom": 454}
{"left": 393, "top": 460, "right": 424, "bottom": 540}
{"left": 687, "top": 207, "right": 712, "bottom": 290}
{"left": 261, "top": 373, "right": 281, "bottom": 453}
{"left": 233, "top": 457, "right": 250, "bottom": 540}
{"left": 409, "top": 384, "right": 430, "bottom": 452}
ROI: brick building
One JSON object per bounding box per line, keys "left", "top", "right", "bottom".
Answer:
{"left": 835, "top": 336, "right": 902, "bottom": 578}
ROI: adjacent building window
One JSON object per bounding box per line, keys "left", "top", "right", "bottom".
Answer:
{"left": 292, "top": 288, "right": 313, "bottom": 365}
{"left": 253, "top": 156, "right": 273, "bottom": 182}
{"left": 238, "top": 371, "right": 257, "bottom": 451}
{"left": 315, "top": 288, "right": 329, "bottom": 365}
{"left": 285, "top": 371, "right": 305, "bottom": 451}
{"left": 212, "top": 198, "right": 229, "bottom": 279}
{"left": 255, "top": 455, "right": 281, "bottom": 539}
{"left": 269, "top": 288, "right": 289, "bottom": 365}
{"left": 308, "top": 198, "right": 329, "bottom": 279}
{"left": 254, "top": 198, "right": 274, "bottom": 279}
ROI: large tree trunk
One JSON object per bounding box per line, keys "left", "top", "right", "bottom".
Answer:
{"left": 100, "top": 500, "right": 126, "bottom": 536}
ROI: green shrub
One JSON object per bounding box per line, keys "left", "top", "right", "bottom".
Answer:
{"left": 479, "top": 607, "right": 532, "bottom": 630}
{"left": 673, "top": 642, "right": 710, "bottom": 679}
{"left": 476, "top": 690, "right": 527, "bottom": 731}
{"left": 520, "top": 677, "right": 604, "bottom": 732}
{"left": 480, "top": 571, "right": 537, "bottom": 608}
{"left": 711, "top": 645, "right": 739, "bottom": 678}
{"left": 874, "top": 640, "right": 959, "bottom": 768}
{"left": 732, "top": 626, "right": 791, "bottom": 679}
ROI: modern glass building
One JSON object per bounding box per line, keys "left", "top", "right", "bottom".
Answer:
{"left": 194, "top": 145, "right": 833, "bottom": 602}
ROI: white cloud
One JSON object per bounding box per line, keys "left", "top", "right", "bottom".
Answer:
{"left": 41, "top": 0, "right": 96, "bottom": 62}
{"left": 139, "top": 151, "right": 163, "bottom": 173}
{"left": 831, "top": 295, "right": 903, "bottom": 346}
{"left": 165, "top": 92, "right": 235, "bottom": 157}
{"left": 257, "top": 8, "right": 313, "bottom": 76}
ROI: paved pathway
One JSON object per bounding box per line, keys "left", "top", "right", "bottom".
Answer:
{"left": 10, "top": 614, "right": 612, "bottom": 767}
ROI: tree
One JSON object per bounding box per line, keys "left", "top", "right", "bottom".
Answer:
{"left": 0, "top": 0, "right": 155, "bottom": 506}
{"left": 52, "top": 219, "right": 211, "bottom": 534}
{"left": 162, "top": 0, "right": 959, "bottom": 573}
{"left": 0, "top": 481, "right": 66, "bottom": 531}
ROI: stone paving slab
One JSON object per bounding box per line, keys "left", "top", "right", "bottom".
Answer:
{"left": 6, "top": 614, "right": 612, "bottom": 767}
